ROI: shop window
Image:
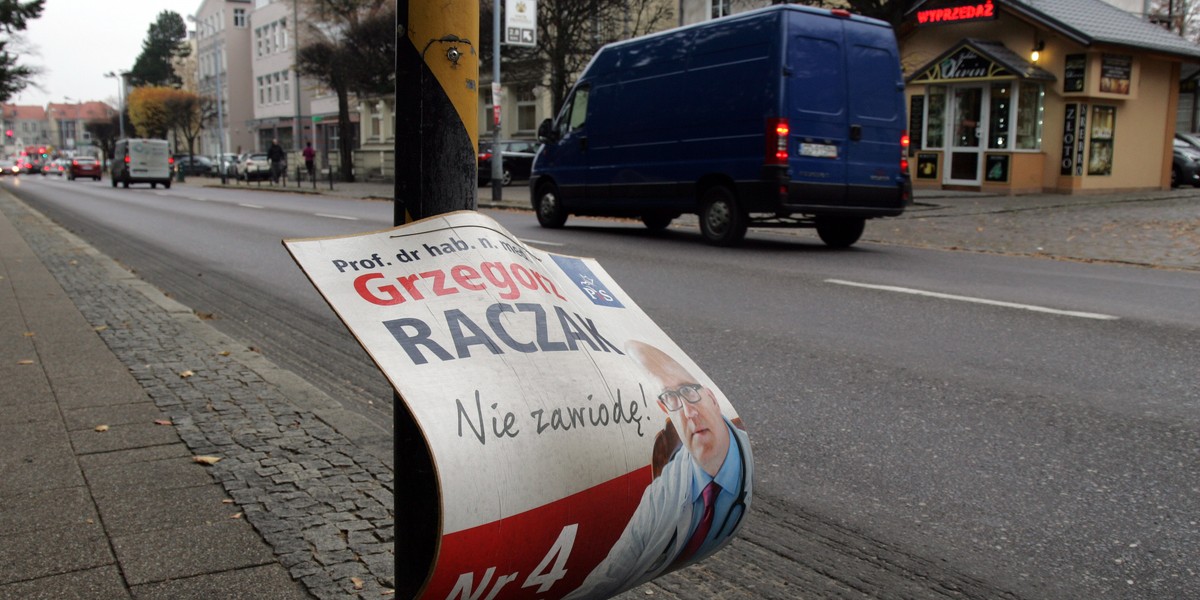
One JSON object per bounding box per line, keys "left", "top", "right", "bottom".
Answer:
{"left": 988, "top": 83, "right": 1010, "bottom": 149}
{"left": 1015, "top": 83, "right": 1044, "bottom": 150}
{"left": 925, "top": 85, "right": 946, "bottom": 148}
{"left": 1088, "top": 106, "right": 1115, "bottom": 176}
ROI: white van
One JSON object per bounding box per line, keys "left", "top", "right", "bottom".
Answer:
{"left": 111, "top": 139, "right": 172, "bottom": 189}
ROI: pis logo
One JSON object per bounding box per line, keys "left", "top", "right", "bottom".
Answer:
{"left": 550, "top": 256, "right": 624, "bottom": 308}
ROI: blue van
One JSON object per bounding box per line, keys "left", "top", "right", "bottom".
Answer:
{"left": 530, "top": 4, "right": 911, "bottom": 247}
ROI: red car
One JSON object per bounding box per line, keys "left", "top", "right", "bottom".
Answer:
{"left": 69, "top": 157, "right": 102, "bottom": 181}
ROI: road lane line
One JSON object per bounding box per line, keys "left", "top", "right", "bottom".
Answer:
{"left": 825, "top": 279, "right": 1119, "bottom": 321}
{"left": 314, "top": 213, "right": 359, "bottom": 221}
{"left": 518, "top": 238, "right": 565, "bottom": 247}
{"left": 238, "top": 203, "right": 264, "bottom": 209}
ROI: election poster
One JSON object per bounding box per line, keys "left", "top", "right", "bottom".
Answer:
{"left": 284, "top": 211, "right": 753, "bottom": 599}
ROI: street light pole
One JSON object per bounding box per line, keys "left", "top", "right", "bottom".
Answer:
{"left": 215, "top": 42, "right": 227, "bottom": 184}
{"left": 103, "top": 71, "right": 126, "bottom": 138}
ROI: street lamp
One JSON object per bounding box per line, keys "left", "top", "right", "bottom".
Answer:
{"left": 103, "top": 71, "right": 127, "bottom": 138}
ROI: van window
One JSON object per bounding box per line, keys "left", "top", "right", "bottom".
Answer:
{"left": 788, "top": 35, "right": 844, "bottom": 115}
{"left": 566, "top": 85, "right": 589, "bottom": 134}
{"left": 848, "top": 44, "right": 901, "bottom": 121}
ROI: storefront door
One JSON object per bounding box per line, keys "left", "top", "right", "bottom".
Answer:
{"left": 946, "top": 86, "right": 984, "bottom": 185}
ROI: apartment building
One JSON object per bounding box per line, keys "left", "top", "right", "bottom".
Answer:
{"left": 193, "top": 0, "right": 257, "bottom": 156}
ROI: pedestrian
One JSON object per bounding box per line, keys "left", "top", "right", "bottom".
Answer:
{"left": 302, "top": 141, "right": 315, "bottom": 181}
{"left": 267, "top": 139, "right": 285, "bottom": 184}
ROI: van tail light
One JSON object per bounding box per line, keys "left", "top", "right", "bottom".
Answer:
{"left": 124, "top": 155, "right": 131, "bottom": 164}
{"left": 900, "top": 130, "right": 910, "bottom": 173}
{"left": 766, "top": 118, "right": 790, "bottom": 166}
{"left": 168, "top": 156, "right": 175, "bottom": 165}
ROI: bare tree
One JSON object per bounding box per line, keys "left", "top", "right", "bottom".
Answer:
{"left": 479, "top": 0, "right": 674, "bottom": 115}
{"left": 297, "top": 0, "right": 394, "bottom": 182}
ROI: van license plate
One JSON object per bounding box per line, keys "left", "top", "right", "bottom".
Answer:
{"left": 800, "top": 143, "right": 838, "bottom": 158}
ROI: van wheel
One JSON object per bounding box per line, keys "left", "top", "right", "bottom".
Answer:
{"left": 151, "top": 182, "right": 157, "bottom": 189}
{"left": 642, "top": 214, "right": 674, "bottom": 231}
{"left": 122, "top": 176, "right": 129, "bottom": 189}
{"left": 111, "top": 177, "right": 117, "bottom": 188}
{"left": 699, "top": 186, "right": 747, "bottom": 246}
{"left": 535, "top": 184, "right": 568, "bottom": 228}
{"left": 815, "top": 217, "right": 865, "bottom": 248}
{"left": 164, "top": 179, "right": 172, "bottom": 189}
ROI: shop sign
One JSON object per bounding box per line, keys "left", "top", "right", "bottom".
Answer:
{"left": 1061, "top": 103, "right": 1077, "bottom": 176}
{"left": 915, "top": 0, "right": 997, "bottom": 25}
{"left": 909, "top": 95, "right": 925, "bottom": 156}
{"left": 1100, "top": 54, "right": 1132, "bottom": 95}
{"left": 917, "top": 153, "right": 939, "bottom": 179}
{"left": 985, "top": 154, "right": 1009, "bottom": 182}
{"left": 913, "top": 45, "right": 1011, "bottom": 83}
{"left": 1064, "top": 54, "right": 1087, "bottom": 93}
{"left": 1076, "top": 103, "right": 1088, "bottom": 176}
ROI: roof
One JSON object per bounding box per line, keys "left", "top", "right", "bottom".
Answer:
{"left": 907, "top": 0, "right": 1200, "bottom": 60}
{"left": 0, "top": 104, "right": 47, "bottom": 120}
{"left": 1005, "top": 0, "right": 1200, "bottom": 60}
{"left": 45, "top": 102, "right": 114, "bottom": 122}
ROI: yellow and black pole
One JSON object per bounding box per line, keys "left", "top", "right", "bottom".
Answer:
{"left": 396, "top": 2, "right": 478, "bottom": 597}
{"left": 396, "top": 0, "right": 479, "bottom": 225}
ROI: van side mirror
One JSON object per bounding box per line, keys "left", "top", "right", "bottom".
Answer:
{"left": 537, "top": 118, "right": 558, "bottom": 143}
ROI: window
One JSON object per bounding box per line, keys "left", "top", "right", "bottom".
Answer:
{"left": 711, "top": 0, "right": 729, "bottom": 19}
{"left": 563, "top": 85, "right": 589, "bottom": 136}
{"left": 988, "top": 83, "right": 1011, "bottom": 149}
{"left": 924, "top": 85, "right": 946, "bottom": 148}
{"left": 234, "top": 8, "right": 246, "bottom": 27}
{"left": 517, "top": 89, "right": 537, "bottom": 132}
{"left": 283, "top": 71, "right": 290, "bottom": 102}
{"left": 1015, "top": 83, "right": 1044, "bottom": 150}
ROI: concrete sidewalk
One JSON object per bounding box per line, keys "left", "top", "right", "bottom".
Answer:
{"left": 0, "top": 188, "right": 394, "bottom": 599}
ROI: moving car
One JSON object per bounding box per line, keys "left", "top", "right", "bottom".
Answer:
{"left": 1171, "top": 137, "right": 1200, "bottom": 187}
{"left": 478, "top": 140, "right": 539, "bottom": 186}
{"left": 239, "top": 153, "right": 271, "bottom": 181}
{"left": 0, "top": 159, "right": 17, "bottom": 176}
{"left": 43, "top": 159, "right": 68, "bottom": 176}
{"left": 531, "top": 4, "right": 910, "bottom": 246}
{"left": 68, "top": 156, "right": 102, "bottom": 181}
{"left": 112, "top": 138, "right": 173, "bottom": 189}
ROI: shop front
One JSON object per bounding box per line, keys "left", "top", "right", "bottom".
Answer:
{"left": 901, "top": 0, "right": 1200, "bottom": 194}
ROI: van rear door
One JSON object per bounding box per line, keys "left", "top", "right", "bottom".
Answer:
{"left": 843, "top": 21, "right": 907, "bottom": 209}
{"left": 784, "top": 13, "right": 850, "bottom": 204}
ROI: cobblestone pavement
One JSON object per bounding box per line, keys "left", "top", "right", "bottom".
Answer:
{"left": 1, "top": 196, "right": 395, "bottom": 599}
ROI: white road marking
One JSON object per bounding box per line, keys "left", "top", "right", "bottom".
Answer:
{"left": 518, "top": 238, "right": 565, "bottom": 247}
{"left": 825, "top": 279, "right": 1119, "bottom": 321}
{"left": 238, "top": 203, "right": 264, "bottom": 209}
{"left": 314, "top": 213, "right": 359, "bottom": 221}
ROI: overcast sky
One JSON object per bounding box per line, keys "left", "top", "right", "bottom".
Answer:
{"left": 12, "top": 0, "right": 202, "bottom": 107}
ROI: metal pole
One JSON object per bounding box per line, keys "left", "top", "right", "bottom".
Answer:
{"left": 216, "top": 42, "right": 227, "bottom": 184}
{"left": 491, "top": 0, "right": 502, "bottom": 203}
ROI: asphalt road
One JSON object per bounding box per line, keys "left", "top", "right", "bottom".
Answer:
{"left": 6, "top": 176, "right": 1200, "bottom": 599}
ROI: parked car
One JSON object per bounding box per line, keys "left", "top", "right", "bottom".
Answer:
{"left": 239, "top": 153, "right": 271, "bottom": 181}
{"left": 0, "top": 159, "right": 17, "bottom": 176}
{"left": 174, "top": 154, "right": 215, "bottom": 177}
{"left": 68, "top": 156, "right": 102, "bottom": 181}
{"left": 1176, "top": 132, "right": 1200, "bottom": 152}
{"left": 478, "top": 140, "right": 539, "bottom": 186}
{"left": 1171, "top": 137, "right": 1200, "bottom": 187}
{"left": 43, "top": 158, "right": 68, "bottom": 176}
{"left": 212, "top": 152, "right": 239, "bottom": 178}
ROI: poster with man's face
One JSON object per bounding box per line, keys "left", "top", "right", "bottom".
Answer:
{"left": 285, "top": 211, "right": 751, "bottom": 599}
